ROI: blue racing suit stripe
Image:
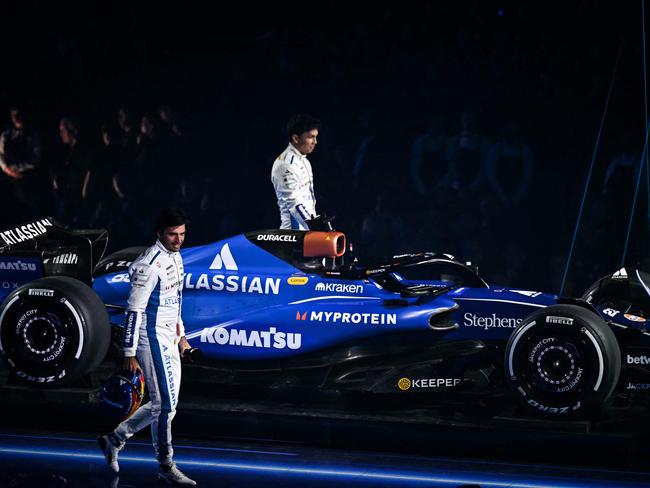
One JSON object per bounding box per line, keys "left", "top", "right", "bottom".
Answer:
{"left": 145, "top": 278, "right": 173, "bottom": 462}
{"left": 123, "top": 311, "right": 138, "bottom": 348}
{"left": 148, "top": 250, "right": 161, "bottom": 265}
{"left": 296, "top": 203, "right": 309, "bottom": 220}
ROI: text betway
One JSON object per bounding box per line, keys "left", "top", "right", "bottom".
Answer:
{"left": 627, "top": 355, "right": 650, "bottom": 365}
{"left": 200, "top": 326, "right": 301, "bottom": 350}
{"left": 185, "top": 273, "right": 280, "bottom": 295}
{"left": 0, "top": 218, "right": 52, "bottom": 246}
{"left": 306, "top": 311, "right": 396, "bottom": 325}
{"left": 463, "top": 313, "right": 521, "bottom": 330}
{"left": 315, "top": 282, "right": 363, "bottom": 293}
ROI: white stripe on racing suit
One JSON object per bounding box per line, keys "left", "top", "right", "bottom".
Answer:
{"left": 115, "top": 240, "right": 184, "bottom": 465}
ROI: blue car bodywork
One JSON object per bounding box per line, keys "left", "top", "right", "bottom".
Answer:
{"left": 2, "top": 220, "right": 650, "bottom": 417}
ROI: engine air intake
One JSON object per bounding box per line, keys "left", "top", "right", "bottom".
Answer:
{"left": 304, "top": 231, "right": 346, "bottom": 258}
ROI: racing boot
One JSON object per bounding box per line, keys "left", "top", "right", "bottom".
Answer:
{"left": 97, "top": 433, "right": 124, "bottom": 473}
{"left": 158, "top": 463, "right": 197, "bottom": 486}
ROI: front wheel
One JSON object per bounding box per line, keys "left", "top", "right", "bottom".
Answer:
{"left": 0, "top": 276, "right": 110, "bottom": 386}
{"left": 505, "top": 304, "right": 620, "bottom": 418}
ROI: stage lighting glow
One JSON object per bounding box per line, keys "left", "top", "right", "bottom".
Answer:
{"left": 0, "top": 446, "right": 631, "bottom": 487}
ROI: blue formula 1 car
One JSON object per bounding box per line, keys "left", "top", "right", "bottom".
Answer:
{"left": 1, "top": 217, "right": 650, "bottom": 419}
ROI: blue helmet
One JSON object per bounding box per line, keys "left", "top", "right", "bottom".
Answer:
{"left": 99, "top": 370, "right": 145, "bottom": 421}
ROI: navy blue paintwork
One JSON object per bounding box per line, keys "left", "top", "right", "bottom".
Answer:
{"left": 90, "top": 231, "right": 623, "bottom": 363}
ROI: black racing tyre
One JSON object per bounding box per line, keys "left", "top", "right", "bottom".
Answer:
{"left": 0, "top": 276, "right": 110, "bottom": 386}
{"left": 93, "top": 246, "right": 147, "bottom": 277}
{"left": 505, "top": 304, "right": 620, "bottom": 418}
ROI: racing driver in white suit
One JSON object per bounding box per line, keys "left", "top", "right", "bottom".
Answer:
{"left": 271, "top": 114, "right": 320, "bottom": 230}
{"left": 98, "top": 208, "right": 195, "bottom": 486}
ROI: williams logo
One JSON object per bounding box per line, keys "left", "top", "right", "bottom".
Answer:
{"left": 546, "top": 316, "right": 574, "bottom": 325}
{"left": 612, "top": 268, "right": 628, "bottom": 279}
{"left": 315, "top": 282, "right": 363, "bottom": 293}
{"left": 209, "top": 243, "right": 238, "bottom": 271}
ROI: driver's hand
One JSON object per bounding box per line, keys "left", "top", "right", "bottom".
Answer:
{"left": 123, "top": 356, "right": 142, "bottom": 374}
{"left": 178, "top": 336, "right": 191, "bottom": 356}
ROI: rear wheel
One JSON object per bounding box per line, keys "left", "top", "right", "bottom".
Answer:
{"left": 0, "top": 276, "right": 110, "bottom": 386}
{"left": 94, "top": 246, "right": 147, "bottom": 277}
{"left": 505, "top": 304, "right": 620, "bottom": 418}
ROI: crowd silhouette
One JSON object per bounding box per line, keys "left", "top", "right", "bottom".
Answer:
{"left": 0, "top": 2, "right": 648, "bottom": 296}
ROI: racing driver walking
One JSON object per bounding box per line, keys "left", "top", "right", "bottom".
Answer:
{"left": 98, "top": 208, "right": 196, "bottom": 486}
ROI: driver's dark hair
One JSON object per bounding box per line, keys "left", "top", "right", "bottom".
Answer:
{"left": 286, "top": 114, "right": 320, "bottom": 139}
{"left": 155, "top": 207, "right": 190, "bottom": 234}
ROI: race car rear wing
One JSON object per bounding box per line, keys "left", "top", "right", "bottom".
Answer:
{"left": 0, "top": 217, "right": 108, "bottom": 284}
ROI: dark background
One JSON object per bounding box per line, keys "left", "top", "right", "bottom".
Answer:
{"left": 1, "top": 0, "right": 649, "bottom": 295}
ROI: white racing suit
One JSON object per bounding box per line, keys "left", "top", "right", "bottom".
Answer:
{"left": 271, "top": 143, "right": 316, "bottom": 230}
{"left": 113, "top": 240, "right": 185, "bottom": 465}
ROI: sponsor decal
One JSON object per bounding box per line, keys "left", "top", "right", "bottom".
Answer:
{"left": 545, "top": 315, "right": 574, "bottom": 325}
{"left": 288, "top": 276, "right": 309, "bottom": 285}
{"left": 603, "top": 308, "right": 619, "bottom": 318}
{"left": 463, "top": 313, "right": 522, "bottom": 330}
{"left": 163, "top": 296, "right": 180, "bottom": 305}
{"left": 398, "top": 377, "right": 461, "bottom": 390}
{"left": 124, "top": 312, "right": 137, "bottom": 348}
{"left": 185, "top": 273, "right": 280, "bottom": 295}
{"left": 1, "top": 281, "right": 17, "bottom": 289}
{"left": 626, "top": 354, "right": 650, "bottom": 365}
{"left": 209, "top": 243, "right": 238, "bottom": 271}
{"left": 612, "top": 268, "right": 628, "bottom": 279}
{"left": 256, "top": 234, "right": 297, "bottom": 242}
{"left": 300, "top": 310, "right": 397, "bottom": 325}
{"left": 15, "top": 369, "right": 66, "bottom": 383}
{"left": 110, "top": 272, "right": 130, "bottom": 283}
{"left": 43, "top": 253, "right": 79, "bottom": 265}
{"left": 624, "top": 313, "right": 646, "bottom": 323}
{"left": 200, "top": 326, "right": 301, "bottom": 350}
{"left": 365, "top": 268, "right": 386, "bottom": 275}
{"left": 162, "top": 343, "right": 177, "bottom": 405}
{"left": 627, "top": 382, "right": 650, "bottom": 390}
{"left": 315, "top": 282, "right": 363, "bottom": 293}
{"left": 28, "top": 288, "right": 54, "bottom": 297}
{"left": 0, "top": 260, "right": 37, "bottom": 272}
{"left": 0, "top": 218, "right": 53, "bottom": 246}
{"left": 103, "top": 260, "right": 134, "bottom": 271}
{"left": 324, "top": 271, "right": 341, "bottom": 276}
{"left": 526, "top": 399, "right": 581, "bottom": 414}
{"left": 510, "top": 290, "right": 542, "bottom": 298}
{"left": 528, "top": 337, "right": 555, "bottom": 363}
{"left": 397, "top": 378, "right": 411, "bottom": 390}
